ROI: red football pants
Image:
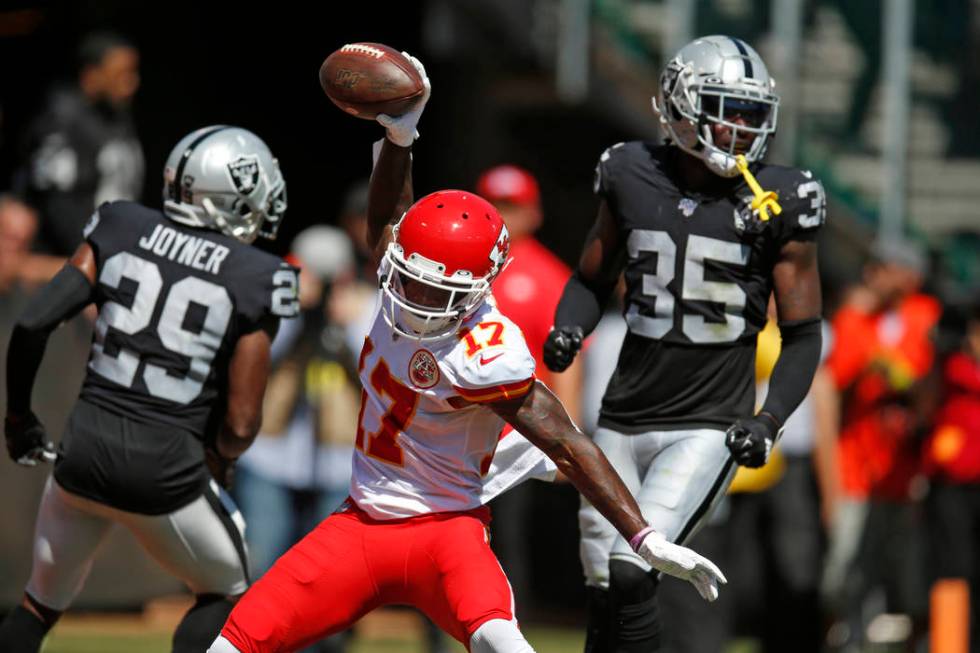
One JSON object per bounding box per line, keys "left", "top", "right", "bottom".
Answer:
{"left": 221, "top": 502, "right": 515, "bottom": 653}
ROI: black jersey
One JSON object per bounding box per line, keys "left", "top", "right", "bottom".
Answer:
{"left": 594, "top": 142, "right": 825, "bottom": 432}
{"left": 54, "top": 201, "right": 298, "bottom": 513}
{"left": 77, "top": 201, "right": 299, "bottom": 437}
{"left": 14, "top": 87, "right": 144, "bottom": 255}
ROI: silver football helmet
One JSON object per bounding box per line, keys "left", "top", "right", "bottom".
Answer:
{"left": 652, "top": 35, "right": 779, "bottom": 177}
{"left": 162, "top": 126, "right": 287, "bottom": 243}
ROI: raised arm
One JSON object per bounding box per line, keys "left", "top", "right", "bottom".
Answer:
{"left": 365, "top": 53, "right": 431, "bottom": 263}
{"left": 489, "top": 380, "right": 726, "bottom": 601}
{"left": 544, "top": 200, "right": 626, "bottom": 372}
{"left": 366, "top": 139, "right": 413, "bottom": 262}
{"left": 4, "top": 242, "right": 96, "bottom": 465}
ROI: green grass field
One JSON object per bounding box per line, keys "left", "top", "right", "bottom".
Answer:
{"left": 41, "top": 627, "right": 768, "bottom": 653}
{"left": 41, "top": 625, "right": 581, "bottom": 653}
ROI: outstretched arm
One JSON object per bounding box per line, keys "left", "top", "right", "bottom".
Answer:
{"left": 489, "top": 381, "right": 726, "bottom": 600}
{"left": 492, "top": 380, "right": 645, "bottom": 536}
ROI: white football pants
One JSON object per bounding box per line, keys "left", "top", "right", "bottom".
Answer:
{"left": 579, "top": 427, "right": 735, "bottom": 588}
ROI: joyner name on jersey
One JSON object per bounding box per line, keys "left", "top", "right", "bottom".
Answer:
{"left": 138, "top": 223, "right": 230, "bottom": 275}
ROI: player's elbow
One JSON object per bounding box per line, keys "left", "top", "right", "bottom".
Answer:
{"left": 227, "top": 410, "right": 261, "bottom": 441}
{"left": 220, "top": 408, "right": 262, "bottom": 457}
{"left": 545, "top": 436, "right": 586, "bottom": 478}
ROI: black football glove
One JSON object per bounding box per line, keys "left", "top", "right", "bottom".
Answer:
{"left": 544, "top": 326, "right": 584, "bottom": 373}
{"left": 205, "top": 446, "right": 238, "bottom": 490}
{"left": 724, "top": 413, "right": 781, "bottom": 468}
{"left": 5, "top": 412, "right": 57, "bottom": 467}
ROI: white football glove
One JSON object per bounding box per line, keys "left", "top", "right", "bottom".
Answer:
{"left": 634, "top": 530, "right": 727, "bottom": 601}
{"left": 376, "top": 52, "right": 431, "bottom": 147}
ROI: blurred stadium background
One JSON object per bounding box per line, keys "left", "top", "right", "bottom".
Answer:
{"left": 1, "top": 1, "right": 978, "bottom": 651}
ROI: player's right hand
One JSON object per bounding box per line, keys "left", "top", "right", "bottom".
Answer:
{"left": 376, "top": 52, "right": 431, "bottom": 147}
{"left": 634, "top": 530, "right": 727, "bottom": 601}
{"left": 4, "top": 412, "right": 57, "bottom": 467}
{"left": 543, "top": 326, "right": 583, "bottom": 372}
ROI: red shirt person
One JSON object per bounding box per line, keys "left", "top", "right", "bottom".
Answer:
{"left": 476, "top": 165, "right": 583, "bottom": 423}
{"left": 826, "top": 241, "right": 941, "bottom": 500}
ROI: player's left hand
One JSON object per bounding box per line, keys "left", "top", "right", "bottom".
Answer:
{"left": 4, "top": 412, "right": 57, "bottom": 467}
{"left": 543, "top": 326, "right": 584, "bottom": 372}
{"left": 205, "top": 446, "right": 238, "bottom": 490}
{"left": 634, "top": 530, "right": 726, "bottom": 601}
{"left": 376, "top": 52, "right": 430, "bottom": 147}
{"left": 725, "top": 413, "right": 780, "bottom": 468}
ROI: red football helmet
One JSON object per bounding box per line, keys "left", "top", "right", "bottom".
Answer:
{"left": 381, "top": 190, "right": 510, "bottom": 340}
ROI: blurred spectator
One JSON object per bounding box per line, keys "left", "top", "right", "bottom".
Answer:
{"left": 0, "top": 196, "right": 67, "bottom": 294}
{"left": 475, "top": 164, "right": 582, "bottom": 611}
{"left": 336, "top": 179, "right": 375, "bottom": 283}
{"left": 922, "top": 302, "right": 980, "bottom": 651}
{"left": 333, "top": 179, "right": 381, "bottom": 353}
{"left": 821, "top": 238, "right": 940, "bottom": 652}
{"left": 476, "top": 165, "right": 582, "bottom": 420}
{"left": 4, "top": 31, "right": 142, "bottom": 257}
{"left": 233, "top": 226, "right": 362, "bottom": 653}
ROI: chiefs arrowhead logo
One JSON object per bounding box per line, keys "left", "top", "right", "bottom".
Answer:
{"left": 489, "top": 225, "right": 511, "bottom": 269}
{"left": 408, "top": 349, "right": 440, "bottom": 389}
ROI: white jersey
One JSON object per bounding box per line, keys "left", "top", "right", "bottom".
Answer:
{"left": 351, "top": 297, "right": 550, "bottom": 519}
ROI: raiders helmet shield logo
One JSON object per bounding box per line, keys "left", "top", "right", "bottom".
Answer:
{"left": 227, "top": 155, "right": 261, "bottom": 195}
{"left": 408, "top": 349, "right": 440, "bottom": 389}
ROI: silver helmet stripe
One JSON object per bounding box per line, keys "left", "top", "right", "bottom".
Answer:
{"left": 729, "top": 37, "right": 754, "bottom": 79}
{"left": 170, "top": 125, "right": 229, "bottom": 201}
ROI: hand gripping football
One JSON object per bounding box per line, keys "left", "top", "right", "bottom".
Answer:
{"left": 320, "top": 43, "right": 425, "bottom": 120}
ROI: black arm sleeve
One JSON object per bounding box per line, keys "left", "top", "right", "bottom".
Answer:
{"left": 6, "top": 265, "right": 94, "bottom": 414}
{"left": 759, "top": 317, "right": 823, "bottom": 426}
{"left": 553, "top": 270, "right": 615, "bottom": 337}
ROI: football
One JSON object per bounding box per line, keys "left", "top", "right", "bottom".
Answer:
{"left": 319, "top": 43, "right": 424, "bottom": 120}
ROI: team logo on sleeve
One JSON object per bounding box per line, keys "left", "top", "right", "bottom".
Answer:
{"left": 733, "top": 196, "right": 769, "bottom": 235}
{"left": 678, "top": 197, "right": 698, "bottom": 217}
{"left": 227, "top": 155, "right": 260, "bottom": 195}
{"left": 408, "top": 349, "right": 440, "bottom": 389}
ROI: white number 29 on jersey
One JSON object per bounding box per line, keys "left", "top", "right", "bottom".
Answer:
{"left": 89, "top": 251, "right": 233, "bottom": 404}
